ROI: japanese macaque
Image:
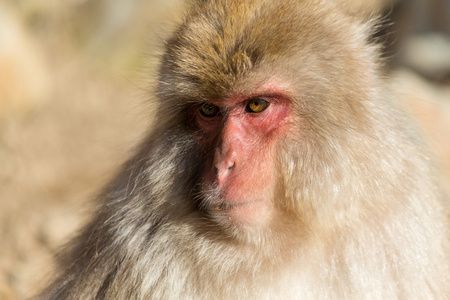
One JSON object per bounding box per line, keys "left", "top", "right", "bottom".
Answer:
{"left": 40, "top": 0, "right": 450, "bottom": 299}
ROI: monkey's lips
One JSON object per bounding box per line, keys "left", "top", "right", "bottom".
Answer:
{"left": 210, "top": 199, "right": 260, "bottom": 211}
{"left": 201, "top": 174, "right": 274, "bottom": 225}
{"left": 201, "top": 188, "right": 272, "bottom": 226}
{"left": 201, "top": 181, "right": 262, "bottom": 211}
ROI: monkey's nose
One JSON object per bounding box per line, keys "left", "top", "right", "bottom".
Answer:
{"left": 214, "top": 149, "right": 237, "bottom": 185}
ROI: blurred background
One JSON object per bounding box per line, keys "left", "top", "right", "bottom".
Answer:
{"left": 0, "top": 0, "right": 449, "bottom": 298}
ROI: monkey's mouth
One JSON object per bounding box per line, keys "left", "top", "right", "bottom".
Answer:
{"left": 199, "top": 183, "right": 264, "bottom": 214}
{"left": 211, "top": 200, "right": 259, "bottom": 211}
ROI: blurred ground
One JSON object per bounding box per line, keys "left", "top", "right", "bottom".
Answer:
{"left": 0, "top": 0, "right": 449, "bottom": 298}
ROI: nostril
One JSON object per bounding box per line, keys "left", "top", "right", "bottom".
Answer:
{"left": 225, "top": 161, "right": 235, "bottom": 170}
{"left": 215, "top": 160, "right": 235, "bottom": 185}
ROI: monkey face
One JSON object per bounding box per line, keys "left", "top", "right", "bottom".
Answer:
{"left": 193, "top": 84, "right": 292, "bottom": 227}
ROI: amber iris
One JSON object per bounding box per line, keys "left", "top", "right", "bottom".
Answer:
{"left": 246, "top": 99, "right": 269, "bottom": 113}
{"left": 199, "top": 103, "right": 221, "bottom": 118}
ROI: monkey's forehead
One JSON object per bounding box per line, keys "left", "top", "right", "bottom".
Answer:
{"left": 158, "top": 0, "right": 376, "bottom": 102}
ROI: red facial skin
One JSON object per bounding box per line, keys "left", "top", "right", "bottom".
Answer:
{"left": 194, "top": 85, "right": 291, "bottom": 226}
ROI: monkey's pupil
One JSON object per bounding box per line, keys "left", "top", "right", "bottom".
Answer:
{"left": 247, "top": 100, "right": 268, "bottom": 113}
{"left": 252, "top": 102, "right": 262, "bottom": 110}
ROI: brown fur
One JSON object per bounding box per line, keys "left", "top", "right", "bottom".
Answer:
{"left": 39, "top": 0, "right": 450, "bottom": 299}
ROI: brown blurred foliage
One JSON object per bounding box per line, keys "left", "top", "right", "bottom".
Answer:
{"left": 0, "top": 0, "right": 449, "bottom": 298}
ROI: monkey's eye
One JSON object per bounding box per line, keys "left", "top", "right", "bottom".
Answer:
{"left": 245, "top": 99, "right": 269, "bottom": 113}
{"left": 199, "top": 103, "right": 221, "bottom": 118}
